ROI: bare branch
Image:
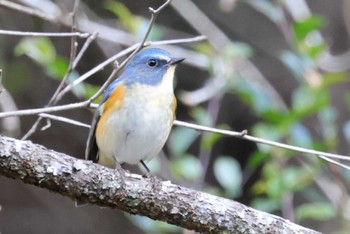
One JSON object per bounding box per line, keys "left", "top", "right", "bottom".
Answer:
{"left": 0, "top": 30, "right": 89, "bottom": 37}
{"left": 150, "top": 35, "right": 206, "bottom": 45}
{"left": 174, "top": 120, "right": 350, "bottom": 163}
{"left": 0, "top": 101, "right": 89, "bottom": 118}
{"left": 0, "top": 0, "right": 67, "bottom": 24}
{"left": 21, "top": 0, "right": 91, "bottom": 139}
{"left": 0, "top": 69, "right": 3, "bottom": 94}
{"left": 38, "top": 113, "right": 90, "bottom": 129}
{"left": 0, "top": 135, "right": 320, "bottom": 234}
{"left": 72, "top": 31, "right": 99, "bottom": 69}
{"left": 56, "top": 44, "right": 137, "bottom": 101}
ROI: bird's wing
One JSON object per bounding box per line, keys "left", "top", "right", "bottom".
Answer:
{"left": 85, "top": 78, "right": 123, "bottom": 162}
{"left": 85, "top": 107, "right": 101, "bottom": 162}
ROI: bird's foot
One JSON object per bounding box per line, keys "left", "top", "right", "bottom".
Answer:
{"left": 140, "top": 160, "right": 162, "bottom": 191}
{"left": 143, "top": 172, "right": 162, "bottom": 191}
{"left": 115, "top": 163, "right": 127, "bottom": 189}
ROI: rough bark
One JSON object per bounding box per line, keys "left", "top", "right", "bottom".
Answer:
{"left": 0, "top": 135, "right": 320, "bottom": 234}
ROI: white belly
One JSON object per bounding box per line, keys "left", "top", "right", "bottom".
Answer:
{"left": 97, "top": 84, "right": 175, "bottom": 166}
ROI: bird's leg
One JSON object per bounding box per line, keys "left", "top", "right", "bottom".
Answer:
{"left": 141, "top": 160, "right": 151, "bottom": 177}
{"left": 140, "top": 160, "right": 162, "bottom": 191}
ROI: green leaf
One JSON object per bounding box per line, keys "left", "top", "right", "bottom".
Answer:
{"left": 252, "top": 123, "right": 283, "bottom": 152}
{"left": 256, "top": 164, "right": 314, "bottom": 199}
{"left": 15, "top": 37, "right": 56, "bottom": 65}
{"left": 201, "top": 132, "right": 222, "bottom": 151}
{"left": 104, "top": 1, "right": 138, "bottom": 32}
{"left": 222, "top": 42, "right": 252, "bottom": 58}
{"left": 281, "top": 166, "right": 313, "bottom": 191}
{"left": 248, "top": 1, "right": 284, "bottom": 24}
{"left": 78, "top": 82, "right": 100, "bottom": 100}
{"left": 14, "top": 37, "right": 69, "bottom": 80}
{"left": 129, "top": 215, "right": 180, "bottom": 234}
{"left": 104, "top": 0, "right": 163, "bottom": 40}
{"left": 136, "top": 20, "right": 163, "bottom": 41}
{"left": 1, "top": 62, "right": 29, "bottom": 93}
{"left": 322, "top": 72, "right": 346, "bottom": 88}
{"left": 301, "top": 187, "right": 325, "bottom": 203}
{"left": 308, "top": 43, "right": 327, "bottom": 59}
{"left": 171, "top": 154, "right": 202, "bottom": 181}
{"left": 46, "top": 56, "right": 69, "bottom": 79}
{"left": 266, "top": 172, "right": 284, "bottom": 199}
{"left": 293, "top": 15, "right": 325, "bottom": 41}
{"left": 261, "top": 109, "right": 288, "bottom": 124}
{"left": 279, "top": 51, "right": 305, "bottom": 81}
{"left": 251, "top": 197, "right": 280, "bottom": 213}
{"left": 247, "top": 151, "right": 269, "bottom": 168}
{"left": 291, "top": 86, "right": 328, "bottom": 118}
{"left": 234, "top": 79, "right": 274, "bottom": 114}
{"left": 201, "top": 124, "right": 229, "bottom": 150}
{"left": 295, "top": 202, "right": 336, "bottom": 221}
{"left": 168, "top": 127, "right": 198, "bottom": 156}
{"left": 214, "top": 156, "right": 242, "bottom": 198}
{"left": 318, "top": 106, "right": 338, "bottom": 141}
{"left": 195, "top": 42, "right": 215, "bottom": 56}
{"left": 191, "top": 107, "right": 212, "bottom": 126}
{"left": 289, "top": 123, "right": 312, "bottom": 148}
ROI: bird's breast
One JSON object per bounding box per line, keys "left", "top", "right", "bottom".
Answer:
{"left": 123, "top": 83, "right": 175, "bottom": 126}
{"left": 96, "top": 82, "right": 176, "bottom": 165}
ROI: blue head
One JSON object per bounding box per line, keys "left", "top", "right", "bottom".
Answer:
{"left": 101, "top": 48, "right": 184, "bottom": 104}
{"left": 121, "top": 48, "right": 184, "bottom": 86}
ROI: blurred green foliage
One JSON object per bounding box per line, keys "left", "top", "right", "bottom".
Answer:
{"left": 15, "top": 37, "right": 69, "bottom": 79}
{"left": 214, "top": 156, "right": 242, "bottom": 198}
{"left": 105, "top": 0, "right": 163, "bottom": 41}
{"left": 14, "top": 36, "right": 102, "bottom": 102}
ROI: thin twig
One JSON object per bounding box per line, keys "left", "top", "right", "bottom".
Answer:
{"left": 22, "top": 0, "right": 87, "bottom": 140}
{"left": 150, "top": 35, "right": 206, "bottom": 45}
{"left": 73, "top": 31, "right": 99, "bottom": 69}
{"left": 173, "top": 120, "right": 350, "bottom": 161}
{"left": 51, "top": 0, "right": 81, "bottom": 103}
{"left": 0, "top": 30, "right": 89, "bottom": 37}
{"left": 0, "top": 101, "right": 89, "bottom": 118}
{"left": 0, "top": 0, "right": 67, "bottom": 24}
{"left": 318, "top": 155, "right": 350, "bottom": 170}
{"left": 56, "top": 44, "right": 137, "bottom": 102}
{"left": 0, "top": 69, "right": 3, "bottom": 94}
{"left": 21, "top": 116, "right": 41, "bottom": 140}
{"left": 38, "top": 113, "right": 90, "bottom": 128}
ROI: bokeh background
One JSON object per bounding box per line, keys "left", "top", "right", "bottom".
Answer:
{"left": 1, "top": 0, "right": 350, "bottom": 233}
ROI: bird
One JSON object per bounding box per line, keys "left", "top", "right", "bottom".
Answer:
{"left": 85, "top": 47, "right": 185, "bottom": 175}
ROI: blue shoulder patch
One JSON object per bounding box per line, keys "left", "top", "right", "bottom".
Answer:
{"left": 100, "top": 78, "right": 123, "bottom": 105}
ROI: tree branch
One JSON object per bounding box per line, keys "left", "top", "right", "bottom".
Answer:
{"left": 0, "top": 135, "right": 319, "bottom": 234}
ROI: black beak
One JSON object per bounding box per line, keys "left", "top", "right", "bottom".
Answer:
{"left": 169, "top": 57, "right": 185, "bottom": 65}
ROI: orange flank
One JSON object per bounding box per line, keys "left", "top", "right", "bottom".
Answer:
{"left": 96, "top": 83, "right": 125, "bottom": 140}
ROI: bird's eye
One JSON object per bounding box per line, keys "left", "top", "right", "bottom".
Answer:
{"left": 147, "top": 59, "right": 157, "bottom": 67}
